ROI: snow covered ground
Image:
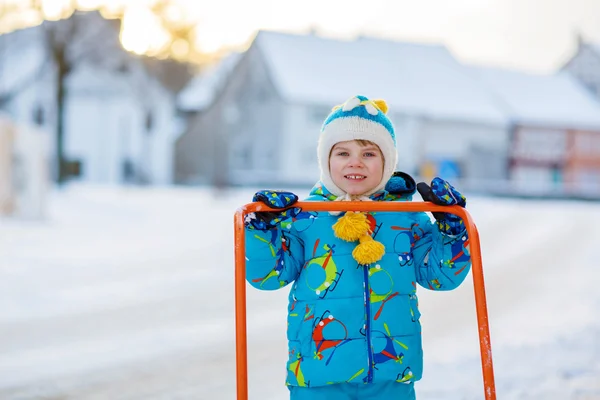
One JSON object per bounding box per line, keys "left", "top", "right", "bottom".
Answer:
{"left": 0, "top": 184, "right": 598, "bottom": 400}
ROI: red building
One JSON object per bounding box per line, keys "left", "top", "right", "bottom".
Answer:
{"left": 471, "top": 66, "right": 600, "bottom": 196}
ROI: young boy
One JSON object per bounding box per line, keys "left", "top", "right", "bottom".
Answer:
{"left": 244, "top": 95, "right": 470, "bottom": 400}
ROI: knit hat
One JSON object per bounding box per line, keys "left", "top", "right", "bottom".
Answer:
{"left": 317, "top": 95, "right": 398, "bottom": 197}
{"left": 317, "top": 95, "right": 398, "bottom": 266}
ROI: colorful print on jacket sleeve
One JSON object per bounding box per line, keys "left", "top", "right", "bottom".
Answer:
{"left": 412, "top": 213, "right": 471, "bottom": 291}
{"left": 245, "top": 221, "right": 306, "bottom": 290}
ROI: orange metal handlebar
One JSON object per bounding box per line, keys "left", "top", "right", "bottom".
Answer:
{"left": 234, "top": 201, "right": 496, "bottom": 400}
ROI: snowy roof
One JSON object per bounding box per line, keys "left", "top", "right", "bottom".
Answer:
{"left": 0, "top": 13, "right": 159, "bottom": 98}
{"left": 0, "top": 28, "right": 48, "bottom": 97}
{"left": 253, "top": 31, "right": 508, "bottom": 125}
{"left": 177, "top": 52, "right": 241, "bottom": 112}
{"left": 469, "top": 66, "right": 600, "bottom": 130}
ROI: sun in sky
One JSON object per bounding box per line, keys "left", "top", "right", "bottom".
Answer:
{"left": 32, "top": 0, "right": 173, "bottom": 55}
{"left": 120, "top": 4, "right": 170, "bottom": 55}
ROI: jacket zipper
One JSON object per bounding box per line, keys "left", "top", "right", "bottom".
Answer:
{"left": 363, "top": 264, "right": 374, "bottom": 383}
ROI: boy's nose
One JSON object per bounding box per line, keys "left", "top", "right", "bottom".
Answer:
{"left": 348, "top": 157, "right": 364, "bottom": 167}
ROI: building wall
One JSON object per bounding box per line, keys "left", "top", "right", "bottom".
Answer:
{"left": 418, "top": 118, "right": 509, "bottom": 181}
{"left": 174, "top": 44, "right": 284, "bottom": 186}
{"left": 393, "top": 113, "right": 421, "bottom": 176}
{"left": 0, "top": 28, "right": 57, "bottom": 164}
{"left": 173, "top": 108, "right": 217, "bottom": 185}
{"left": 65, "top": 94, "right": 131, "bottom": 184}
{"left": 278, "top": 103, "right": 325, "bottom": 185}
{"left": 507, "top": 126, "right": 600, "bottom": 194}
{"left": 509, "top": 126, "right": 567, "bottom": 191}
{"left": 510, "top": 126, "right": 567, "bottom": 166}
{"left": 268, "top": 106, "right": 509, "bottom": 185}
{"left": 247, "top": 103, "right": 510, "bottom": 186}
{"left": 143, "top": 80, "right": 177, "bottom": 186}
{"left": 64, "top": 64, "right": 176, "bottom": 185}
{"left": 227, "top": 46, "right": 284, "bottom": 185}
{"left": 565, "top": 130, "right": 600, "bottom": 193}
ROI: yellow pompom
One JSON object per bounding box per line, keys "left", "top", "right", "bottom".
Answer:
{"left": 352, "top": 234, "right": 385, "bottom": 265}
{"left": 333, "top": 212, "right": 370, "bottom": 242}
{"left": 372, "top": 99, "right": 388, "bottom": 114}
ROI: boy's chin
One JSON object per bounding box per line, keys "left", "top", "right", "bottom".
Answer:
{"left": 341, "top": 185, "right": 377, "bottom": 196}
{"left": 332, "top": 178, "right": 380, "bottom": 196}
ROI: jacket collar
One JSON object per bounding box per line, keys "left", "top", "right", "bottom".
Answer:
{"left": 308, "top": 181, "right": 388, "bottom": 201}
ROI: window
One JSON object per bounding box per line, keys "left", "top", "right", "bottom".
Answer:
{"left": 63, "top": 160, "right": 82, "bottom": 178}
{"left": 32, "top": 105, "right": 45, "bottom": 126}
{"left": 514, "top": 128, "right": 566, "bottom": 162}
{"left": 145, "top": 112, "right": 154, "bottom": 133}
{"left": 233, "top": 143, "right": 252, "bottom": 169}
{"left": 122, "top": 159, "right": 135, "bottom": 183}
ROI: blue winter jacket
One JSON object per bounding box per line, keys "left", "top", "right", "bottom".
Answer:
{"left": 244, "top": 176, "right": 471, "bottom": 388}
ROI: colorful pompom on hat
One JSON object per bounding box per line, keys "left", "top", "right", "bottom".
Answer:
{"left": 317, "top": 95, "right": 398, "bottom": 197}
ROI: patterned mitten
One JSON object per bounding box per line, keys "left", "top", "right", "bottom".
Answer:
{"left": 416, "top": 177, "right": 467, "bottom": 236}
{"left": 245, "top": 190, "right": 300, "bottom": 230}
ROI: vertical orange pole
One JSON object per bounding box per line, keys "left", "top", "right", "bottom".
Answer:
{"left": 234, "top": 202, "right": 495, "bottom": 400}
{"left": 234, "top": 211, "right": 248, "bottom": 400}
{"left": 461, "top": 210, "right": 496, "bottom": 399}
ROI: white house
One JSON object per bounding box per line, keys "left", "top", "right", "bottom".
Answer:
{"left": 175, "top": 30, "right": 510, "bottom": 187}
{"left": 469, "top": 66, "right": 600, "bottom": 195}
{"left": 0, "top": 11, "right": 177, "bottom": 185}
{"left": 0, "top": 23, "right": 56, "bottom": 141}
{"left": 64, "top": 58, "right": 176, "bottom": 185}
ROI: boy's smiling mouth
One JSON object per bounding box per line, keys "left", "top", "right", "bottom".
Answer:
{"left": 345, "top": 175, "right": 367, "bottom": 180}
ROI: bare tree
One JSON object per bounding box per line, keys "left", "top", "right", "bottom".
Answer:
{"left": 0, "top": 1, "right": 198, "bottom": 184}
{"left": 142, "top": 57, "right": 194, "bottom": 94}
{"left": 43, "top": 12, "right": 125, "bottom": 183}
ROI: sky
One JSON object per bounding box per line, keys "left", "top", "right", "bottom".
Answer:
{"left": 170, "top": 0, "right": 600, "bottom": 72}
{"left": 3, "top": 0, "right": 600, "bottom": 72}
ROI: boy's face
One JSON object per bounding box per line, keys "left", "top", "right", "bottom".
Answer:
{"left": 329, "top": 140, "right": 384, "bottom": 196}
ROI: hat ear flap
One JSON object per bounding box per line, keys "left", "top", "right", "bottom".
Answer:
{"left": 372, "top": 99, "right": 388, "bottom": 114}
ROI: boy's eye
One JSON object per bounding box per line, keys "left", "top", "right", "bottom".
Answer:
{"left": 337, "top": 151, "right": 349, "bottom": 156}
{"left": 364, "top": 152, "right": 377, "bottom": 157}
